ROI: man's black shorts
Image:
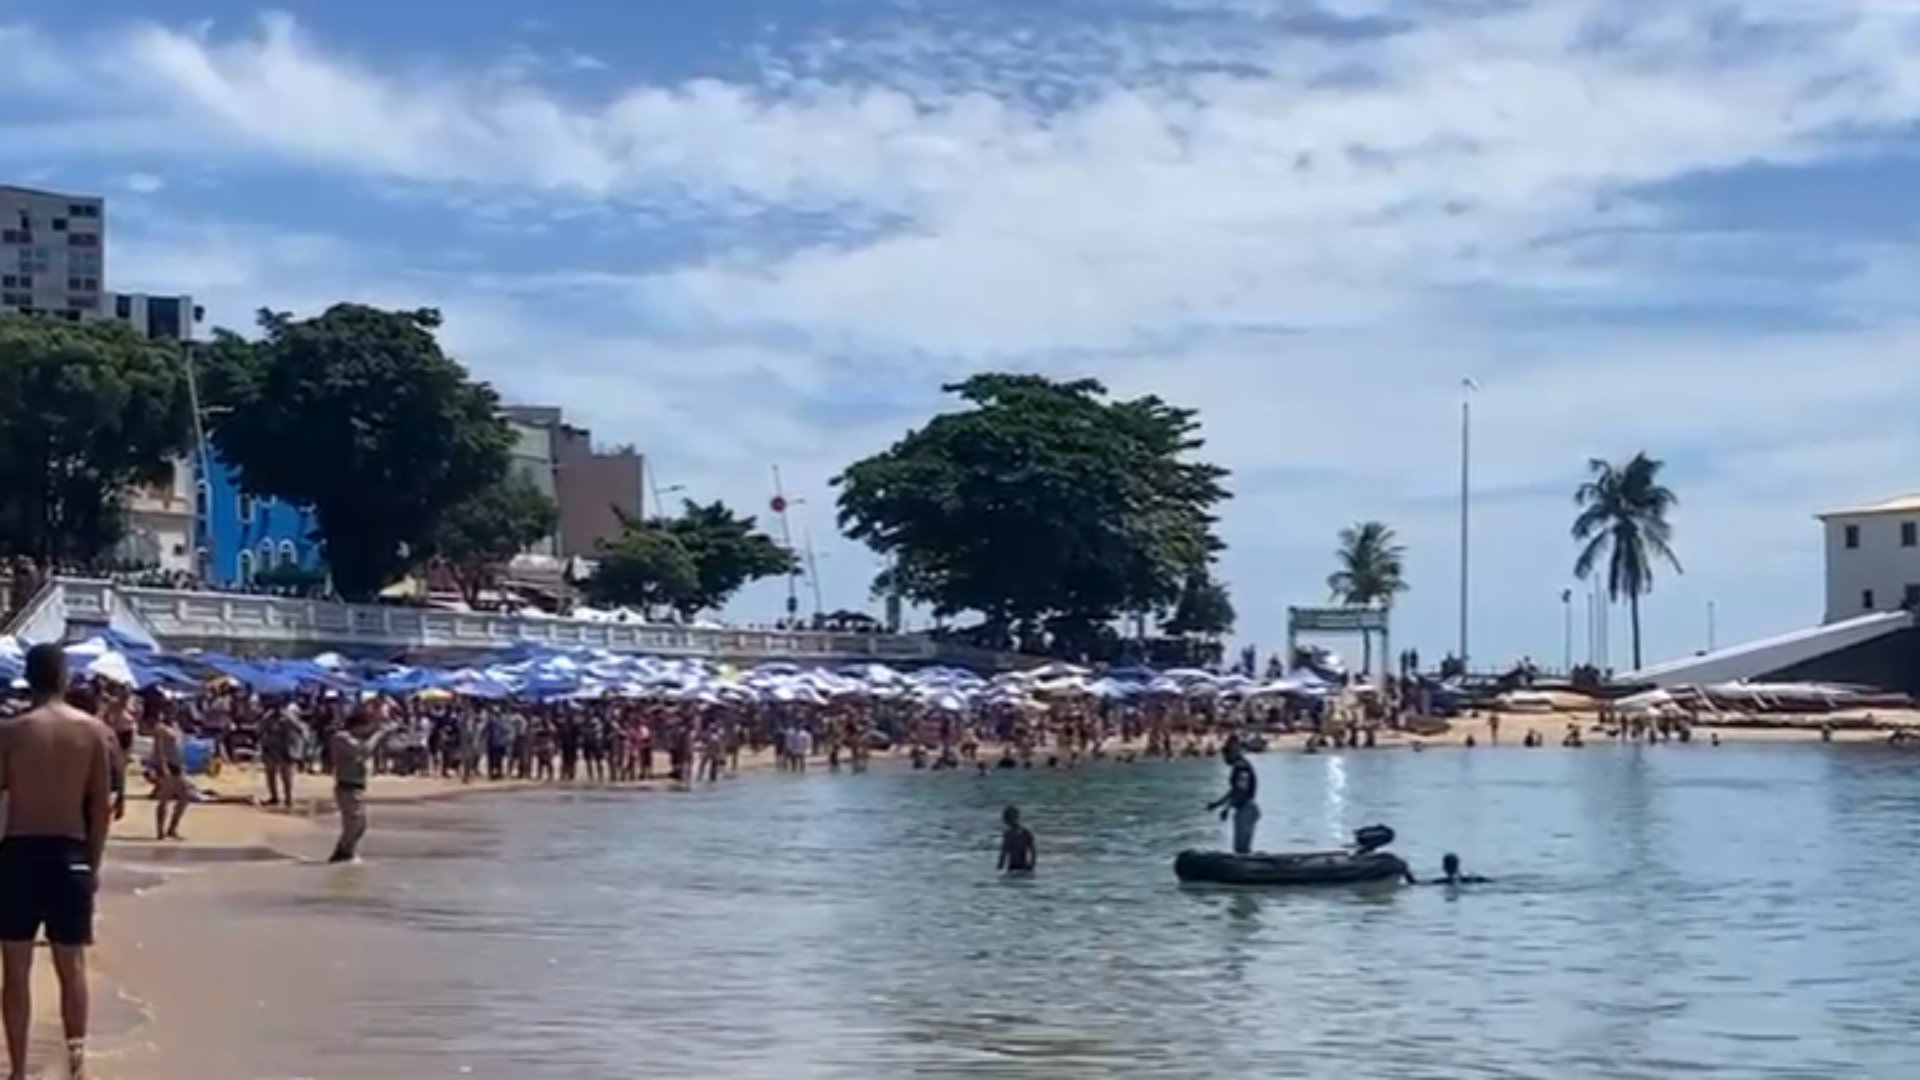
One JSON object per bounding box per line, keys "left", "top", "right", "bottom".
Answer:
{"left": 0, "top": 837, "right": 95, "bottom": 947}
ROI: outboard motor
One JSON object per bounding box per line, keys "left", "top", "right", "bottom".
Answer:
{"left": 1353, "top": 824, "right": 1396, "bottom": 854}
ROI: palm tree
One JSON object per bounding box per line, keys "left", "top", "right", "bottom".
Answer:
{"left": 1572, "top": 453, "right": 1682, "bottom": 671}
{"left": 1327, "top": 521, "right": 1408, "bottom": 674}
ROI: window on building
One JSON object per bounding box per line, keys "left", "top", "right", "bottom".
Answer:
{"left": 115, "top": 295, "right": 131, "bottom": 319}
{"left": 237, "top": 494, "right": 255, "bottom": 528}
{"left": 195, "top": 480, "right": 209, "bottom": 517}
{"left": 238, "top": 550, "right": 255, "bottom": 584}
{"left": 147, "top": 297, "right": 184, "bottom": 342}
{"left": 278, "top": 540, "right": 297, "bottom": 566}
{"left": 259, "top": 539, "right": 275, "bottom": 568}
{"left": 50, "top": 218, "right": 65, "bottom": 232}
{"left": 1903, "top": 522, "right": 1917, "bottom": 548}
{"left": 1845, "top": 524, "right": 1860, "bottom": 549}
{"left": 1905, "top": 584, "right": 1920, "bottom": 609}
{"left": 1862, "top": 588, "right": 1875, "bottom": 610}
{"left": 66, "top": 233, "right": 98, "bottom": 248}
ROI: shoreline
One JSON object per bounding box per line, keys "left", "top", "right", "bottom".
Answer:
{"left": 66, "top": 719, "right": 1915, "bottom": 1076}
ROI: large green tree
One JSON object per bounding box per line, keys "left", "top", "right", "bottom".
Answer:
{"left": 428, "top": 474, "right": 559, "bottom": 605}
{"left": 0, "top": 316, "right": 193, "bottom": 568}
{"left": 1326, "top": 521, "right": 1407, "bottom": 675}
{"left": 200, "top": 305, "right": 514, "bottom": 600}
{"left": 1164, "top": 569, "right": 1236, "bottom": 638}
{"left": 581, "top": 527, "right": 699, "bottom": 616}
{"left": 584, "top": 500, "right": 796, "bottom": 618}
{"left": 656, "top": 499, "right": 798, "bottom": 615}
{"left": 835, "top": 374, "right": 1230, "bottom": 654}
{"left": 1573, "top": 452, "right": 1681, "bottom": 671}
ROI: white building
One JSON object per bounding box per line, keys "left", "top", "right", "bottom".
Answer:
{"left": 1819, "top": 493, "right": 1920, "bottom": 623}
{"left": 107, "top": 292, "right": 200, "bottom": 341}
{"left": 0, "top": 184, "right": 105, "bottom": 321}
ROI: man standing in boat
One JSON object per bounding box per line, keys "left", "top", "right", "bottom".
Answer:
{"left": 1207, "top": 736, "right": 1260, "bottom": 854}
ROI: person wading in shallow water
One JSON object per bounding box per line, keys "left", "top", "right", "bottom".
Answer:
{"left": 0, "top": 645, "right": 116, "bottom": 1080}
{"left": 997, "top": 806, "right": 1037, "bottom": 875}
{"left": 329, "top": 702, "right": 397, "bottom": 864}
{"left": 1206, "top": 736, "right": 1260, "bottom": 855}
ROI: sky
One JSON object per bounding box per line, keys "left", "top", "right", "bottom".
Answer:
{"left": 4, "top": 0, "right": 1920, "bottom": 672}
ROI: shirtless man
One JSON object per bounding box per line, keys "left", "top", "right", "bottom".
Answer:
{"left": 150, "top": 706, "right": 189, "bottom": 841}
{"left": 0, "top": 644, "right": 115, "bottom": 1080}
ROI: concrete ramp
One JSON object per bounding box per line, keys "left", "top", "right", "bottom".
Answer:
{"left": 1621, "top": 610, "right": 1914, "bottom": 688}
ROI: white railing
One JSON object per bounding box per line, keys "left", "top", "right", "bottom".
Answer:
{"left": 14, "top": 578, "right": 959, "bottom": 663}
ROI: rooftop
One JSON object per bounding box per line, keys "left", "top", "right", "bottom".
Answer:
{"left": 0, "top": 183, "right": 99, "bottom": 204}
{"left": 1817, "top": 493, "right": 1920, "bottom": 519}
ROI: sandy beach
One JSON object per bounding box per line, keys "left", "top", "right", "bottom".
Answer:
{"left": 54, "top": 714, "right": 1920, "bottom": 1078}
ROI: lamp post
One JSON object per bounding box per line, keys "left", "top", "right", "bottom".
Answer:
{"left": 1561, "top": 587, "right": 1573, "bottom": 673}
{"left": 649, "top": 480, "right": 685, "bottom": 521}
{"left": 1458, "top": 377, "right": 1478, "bottom": 667}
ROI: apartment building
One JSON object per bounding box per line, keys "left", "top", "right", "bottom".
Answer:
{"left": 0, "top": 184, "right": 105, "bottom": 320}
{"left": 502, "top": 405, "right": 644, "bottom": 559}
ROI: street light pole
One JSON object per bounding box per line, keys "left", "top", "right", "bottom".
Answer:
{"left": 1458, "top": 378, "right": 1477, "bottom": 667}
{"left": 1561, "top": 588, "right": 1573, "bottom": 673}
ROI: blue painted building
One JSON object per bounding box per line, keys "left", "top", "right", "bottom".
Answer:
{"left": 194, "top": 451, "right": 326, "bottom": 587}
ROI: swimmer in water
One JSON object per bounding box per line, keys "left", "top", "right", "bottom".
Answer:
{"left": 1424, "top": 853, "right": 1491, "bottom": 886}
{"left": 997, "top": 806, "right": 1036, "bottom": 875}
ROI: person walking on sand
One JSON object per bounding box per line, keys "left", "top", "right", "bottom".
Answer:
{"left": 150, "top": 705, "right": 190, "bottom": 841}
{"left": 0, "top": 644, "right": 116, "bottom": 1080}
{"left": 329, "top": 702, "right": 396, "bottom": 864}
{"left": 259, "top": 702, "right": 306, "bottom": 809}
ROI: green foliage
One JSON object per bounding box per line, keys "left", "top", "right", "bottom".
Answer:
{"left": 1327, "top": 521, "right": 1408, "bottom": 607}
{"left": 0, "top": 316, "right": 193, "bottom": 566}
{"left": 1573, "top": 452, "right": 1681, "bottom": 671}
{"left": 429, "top": 473, "right": 559, "bottom": 604}
{"left": 200, "top": 304, "right": 514, "bottom": 601}
{"left": 1165, "top": 570, "right": 1236, "bottom": 637}
{"left": 585, "top": 499, "right": 797, "bottom": 616}
{"left": 834, "top": 374, "right": 1230, "bottom": 655}
{"left": 251, "top": 562, "right": 329, "bottom": 597}
{"left": 582, "top": 527, "right": 698, "bottom": 615}
{"left": 656, "top": 500, "right": 798, "bottom": 614}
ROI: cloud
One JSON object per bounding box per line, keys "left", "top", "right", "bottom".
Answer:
{"left": 10, "top": 4, "right": 1920, "bottom": 665}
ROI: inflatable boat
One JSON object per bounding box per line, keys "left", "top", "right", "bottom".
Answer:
{"left": 1174, "top": 824, "right": 1410, "bottom": 887}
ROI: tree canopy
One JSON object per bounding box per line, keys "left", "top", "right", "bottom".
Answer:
{"left": 0, "top": 316, "right": 194, "bottom": 567}
{"left": 582, "top": 526, "right": 699, "bottom": 615}
{"left": 834, "top": 374, "right": 1230, "bottom": 654}
{"left": 584, "top": 499, "right": 797, "bottom": 617}
{"left": 1573, "top": 452, "right": 1681, "bottom": 671}
{"left": 1165, "top": 570, "right": 1236, "bottom": 638}
{"left": 428, "top": 473, "right": 559, "bottom": 605}
{"left": 1327, "top": 521, "right": 1408, "bottom": 608}
{"left": 199, "top": 304, "right": 514, "bottom": 600}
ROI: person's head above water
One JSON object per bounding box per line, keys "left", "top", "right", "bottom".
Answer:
{"left": 1441, "top": 853, "right": 1461, "bottom": 877}
{"left": 1221, "top": 736, "right": 1243, "bottom": 764}
{"left": 1002, "top": 805, "right": 1021, "bottom": 828}
{"left": 24, "top": 642, "right": 67, "bottom": 701}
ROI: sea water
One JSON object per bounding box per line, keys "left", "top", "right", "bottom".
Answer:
{"left": 110, "top": 745, "right": 1920, "bottom": 1079}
